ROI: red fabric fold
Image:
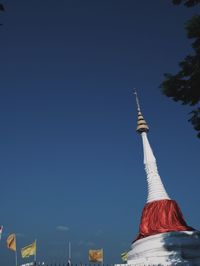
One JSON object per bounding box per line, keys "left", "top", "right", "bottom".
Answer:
{"left": 135, "top": 199, "right": 194, "bottom": 241}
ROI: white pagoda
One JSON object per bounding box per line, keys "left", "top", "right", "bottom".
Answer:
{"left": 117, "top": 92, "right": 200, "bottom": 266}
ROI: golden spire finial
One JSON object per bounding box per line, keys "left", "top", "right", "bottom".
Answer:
{"left": 133, "top": 89, "right": 149, "bottom": 133}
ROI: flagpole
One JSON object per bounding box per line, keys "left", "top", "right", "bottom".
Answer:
{"left": 15, "top": 235, "right": 18, "bottom": 266}
{"left": 69, "top": 241, "right": 71, "bottom": 260}
{"left": 15, "top": 250, "right": 18, "bottom": 266}
{"left": 0, "top": 225, "right": 3, "bottom": 242}
{"left": 34, "top": 239, "right": 37, "bottom": 266}
{"left": 68, "top": 241, "right": 71, "bottom": 265}
{"left": 102, "top": 248, "right": 103, "bottom": 266}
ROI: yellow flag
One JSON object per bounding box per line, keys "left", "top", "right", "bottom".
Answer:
{"left": 121, "top": 251, "right": 128, "bottom": 262}
{"left": 7, "top": 234, "right": 16, "bottom": 251}
{"left": 21, "top": 241, "right": 36, "bottom": 258}
{"left": 89, "top": 249, "right": 103, "bottom": 262}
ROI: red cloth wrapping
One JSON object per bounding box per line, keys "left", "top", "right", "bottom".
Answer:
{"left": 135, "top": 199, "right": 194, "bottom": 241}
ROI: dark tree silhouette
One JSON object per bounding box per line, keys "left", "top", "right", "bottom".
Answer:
{"left": 0, "top": 3, "right": 4, "bottom": 11}
{"left": 160, "top": 2, "right": 200, "bottom": 137}
{"left": 0, "top": 3, "right": 5, "bottom": 25}
{"left": 172, "top": 0, "right": 200, "bottom": 6}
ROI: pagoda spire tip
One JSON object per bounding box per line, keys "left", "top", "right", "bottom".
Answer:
{"left": 133, "top": 89, "right": 141, "bottom": 112}
{"left": 133, "top": 89, "right": 149, "bottom": 133}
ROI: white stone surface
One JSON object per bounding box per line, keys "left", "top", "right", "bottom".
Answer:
{"left": 126, "top": 231, "right": 200, "bottom": 265}
{"left": 141, "top": 132, "right": 170, "bottom": 203}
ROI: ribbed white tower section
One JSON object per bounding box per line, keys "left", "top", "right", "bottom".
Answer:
{"left": 135, "top": 91, "right": 170, "bottom": 202}
{"left": 141, "top": 132, "right": 170, "bottom": 202}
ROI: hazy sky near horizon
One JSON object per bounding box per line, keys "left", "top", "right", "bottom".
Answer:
{"left": 0, "top": 1, "right": 200, "bottom": 265}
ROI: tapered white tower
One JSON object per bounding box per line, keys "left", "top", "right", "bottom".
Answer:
{"left": 135, "top": 90, "right": 170, "bottom": 203}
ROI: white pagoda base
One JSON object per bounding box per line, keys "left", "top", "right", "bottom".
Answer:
{"left": 116, "top": 231, "right": 200, "bottom": 266}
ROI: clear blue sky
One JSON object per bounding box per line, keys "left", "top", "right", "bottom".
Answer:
{"left": 0, "top": 1, "right": 200, "bottom": 265}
